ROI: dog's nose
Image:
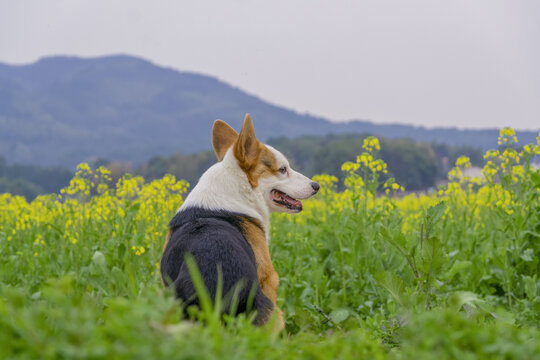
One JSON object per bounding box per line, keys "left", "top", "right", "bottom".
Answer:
{"left": 311, "top": 182, "right": 320, "bottom": 193}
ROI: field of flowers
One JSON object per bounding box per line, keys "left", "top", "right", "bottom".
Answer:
{"left": 1, "top": 128, "right": 539, "bottom": 359}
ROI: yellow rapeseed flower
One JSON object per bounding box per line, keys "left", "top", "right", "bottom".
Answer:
{"left": 132, "top": 246, "right": 146, "bottom": 256}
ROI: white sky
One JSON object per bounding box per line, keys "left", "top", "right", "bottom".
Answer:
{"left": 1, "top": 0, "right": 539, "bottom": 130}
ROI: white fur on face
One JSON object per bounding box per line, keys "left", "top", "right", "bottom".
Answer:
{"left": 256, "top": 146, "right": 316, "bottom": 214}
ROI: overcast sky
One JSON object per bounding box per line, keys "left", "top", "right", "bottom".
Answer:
{"left": 1, "top": 0, "right": 539, "bottom": 130}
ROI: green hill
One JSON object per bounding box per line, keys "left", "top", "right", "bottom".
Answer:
{"left": 0, "top": 55, "right": 537, "bottom": 168}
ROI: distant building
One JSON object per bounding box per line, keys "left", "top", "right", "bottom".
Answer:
{"left": 463, "top": 166, "right": 484, "bottom": 179}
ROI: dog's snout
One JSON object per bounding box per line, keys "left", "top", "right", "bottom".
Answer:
{"left": 311, "top": 182, "right": 320, "bottom": 194}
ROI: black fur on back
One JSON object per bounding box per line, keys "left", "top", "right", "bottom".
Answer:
{"left": 160, "top": 207, "right": 273, "bottom": 325}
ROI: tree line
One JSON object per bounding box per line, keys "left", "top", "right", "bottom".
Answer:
{"left": 0, "top": 134, "right": 483, "bottom": 199}
{"left": 135, "top": 134, "right": 483, "bottom": 191}
{"left": 0, "top": 156, "right": 73, "bottom": 199}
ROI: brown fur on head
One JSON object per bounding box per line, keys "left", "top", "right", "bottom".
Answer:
{"left": 213, "top": 114, "right": 279, "bottom": 188}
{"left": 212, "top": 119, "right": 239, "bottom": 161}
{"left": 233, "top": 114, "right": 278, "bottom": 188}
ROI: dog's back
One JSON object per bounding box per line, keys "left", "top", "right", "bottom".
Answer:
{"left": 160, "top": 207, "right": 274, "bottom": 325}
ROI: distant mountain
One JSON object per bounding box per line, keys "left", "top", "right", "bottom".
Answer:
{"left": 0, "top": 55, "right": 537, "bottom": 167}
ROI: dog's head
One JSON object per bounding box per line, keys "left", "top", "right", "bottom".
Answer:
{"left": 212, "top": 114, "right": 319, "bottom": 213}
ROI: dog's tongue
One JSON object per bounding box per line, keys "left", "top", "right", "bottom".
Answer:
{"left": 271, "top": 190, "right": 303, "bottom": 211}
{"left": 283, "top": 194, "right": 302, "bottom": 209}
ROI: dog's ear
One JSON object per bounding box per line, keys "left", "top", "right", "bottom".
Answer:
{"left": 234, "top": 114, "right": 262, "bottom": 169}
{"left": 212, "top": 120, "right": 239, "bottom": 161}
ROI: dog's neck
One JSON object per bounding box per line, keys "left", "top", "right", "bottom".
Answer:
{"left": 178, "top": 149, "right": 270, "bottom": 233}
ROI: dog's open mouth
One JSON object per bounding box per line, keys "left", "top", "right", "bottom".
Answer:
{"left": 270, "top": 189, "right": 303, "bottom": 212}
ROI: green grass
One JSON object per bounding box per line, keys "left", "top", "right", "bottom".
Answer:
{"left": 1, "top": 134, "right": 540, "bottom": 358}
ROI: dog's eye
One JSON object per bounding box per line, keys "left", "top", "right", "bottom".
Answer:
{"left": 278, "top": 166, "right": 287, "bottom": 174}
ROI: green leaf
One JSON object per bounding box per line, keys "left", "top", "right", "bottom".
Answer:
{"left": 328, "top": 308, "right": 352, "bottom": 324}
{"left": 448, "top": 291, "right": 485, "bottom": 312}
{"left": 520, "top": 248, "right": 534, "bottom": 262}
{"left": 427, "top": 201, "right": 446, "bottom": 225}
{"left": 379, "top": 226, "right": 390, "bottom": 240}
{"left": 410, "top": 244, "right": 417, "bottom": 259}
{"left": 92, "top": 250, "right": 107, "bottom": 270}
{"left": 521, "top": 230, "right": 540, "bottom": 240}
{"left": 421, "top": 236, "right": 445, "bottom": 276}
{"left": 117, "top": 243, "right": 126, "bottom": 259}
{"left": 530, "top": 171, "right": 540, "bottom": 187}
{"left": 522, "top": 275, "right": 538, "bottom": 300}
{"left": 374, "top": 271, "right": 409, "bottom": 308}
{"left": 444, "top": 260, "right": 472, "bottom": 280}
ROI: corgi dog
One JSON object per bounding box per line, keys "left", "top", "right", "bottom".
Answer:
{"left": 160, "top": 114, "right": 319, "bottom": 330}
